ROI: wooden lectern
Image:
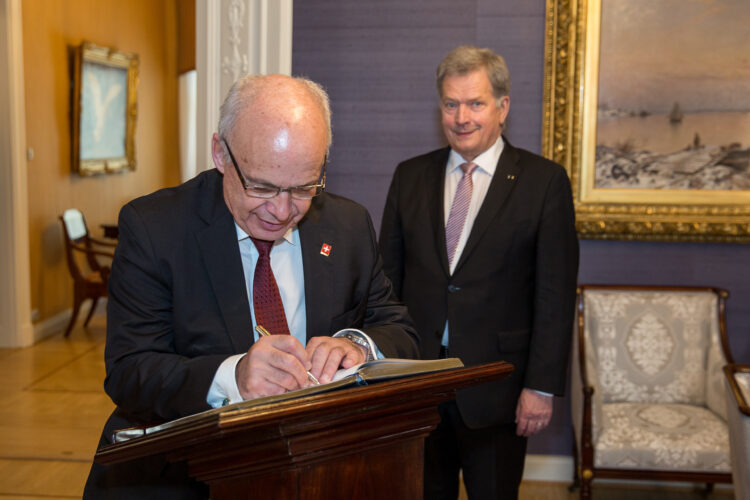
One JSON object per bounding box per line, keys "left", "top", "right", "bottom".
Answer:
{"left": 95, "top": 362, "right": 512, "bottom": 499}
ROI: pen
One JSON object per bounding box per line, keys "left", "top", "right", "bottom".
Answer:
{"left": 254, "top": 325, "right": 321, "bottom": 385}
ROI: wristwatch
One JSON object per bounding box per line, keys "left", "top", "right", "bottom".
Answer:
{"left": 335, "top": 330, "right": 376, "bottom": 362}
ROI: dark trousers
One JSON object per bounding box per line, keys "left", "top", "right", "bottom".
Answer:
{"left": 424, "top": 401, "right": 527, "bottom": 500}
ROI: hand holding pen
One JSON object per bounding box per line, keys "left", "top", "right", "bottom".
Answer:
{"left": 255, "top": 325, "right": 320, "bottom": 386}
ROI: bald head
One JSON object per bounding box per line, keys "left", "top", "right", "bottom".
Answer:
{"left": 218, "top": 74, "right": 332, "bottom": 154}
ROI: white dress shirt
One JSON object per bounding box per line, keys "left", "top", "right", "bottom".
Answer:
{"left": 206, "top": 225, "right": 306, "bottom": 407}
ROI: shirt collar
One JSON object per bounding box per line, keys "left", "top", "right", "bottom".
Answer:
{"left": 447, "top": 135, "right": 505, "bottom": 176}
{"left": 235, "top": 223, "right": 296, "bottom": 245}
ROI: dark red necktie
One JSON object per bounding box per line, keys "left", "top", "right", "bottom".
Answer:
{"left": 251, "top": 238, "right": 290, "bottom": 335}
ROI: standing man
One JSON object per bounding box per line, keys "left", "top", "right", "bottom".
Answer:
{"left": 84, "top": 74, "right": 419, "bottom": 498}
{"left": 379, "top": 45, "right": 579, "bottom": 499}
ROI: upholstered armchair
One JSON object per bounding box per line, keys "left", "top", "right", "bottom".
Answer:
{"left": 571, "top": 285, "right": 734, "bottom": 499}
{"left": 724, "top": 364, "right": 750, "bottom": 500}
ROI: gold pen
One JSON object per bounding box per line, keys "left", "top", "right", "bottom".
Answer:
{"left": 254, "top": 325, "right": 321, "bottom": 385}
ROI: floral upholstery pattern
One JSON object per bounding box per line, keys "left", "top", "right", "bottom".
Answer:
{"left": 596, "top": 403, "right": 730, "bottom": 472}
{"left": 576, "top": 289, "right": 731, "bottom": 474}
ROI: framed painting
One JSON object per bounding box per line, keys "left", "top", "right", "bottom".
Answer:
{"left": 542, "top": 0, "right": 750, "bottom": 241}
{"left": 72, "top": 42, "right": 139, "bottom": 176}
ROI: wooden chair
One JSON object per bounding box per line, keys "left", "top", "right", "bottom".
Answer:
{"left": 59, "top": 209, "right": 116, "bottom": 337}
{"left": 724, "top": 363, "right": 750, "bottom": 500}
{"left": 571, "top": 285, "right": 734, "bottom": 499}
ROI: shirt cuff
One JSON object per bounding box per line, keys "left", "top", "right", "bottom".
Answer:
{"left": 206, "top": 354, "right": 245, "bottom": 408}
{"left": 533, "top": 389, "right": 553, "bottom": 397}
{"left": 332, "top": 328, "right": 385, "bottom": 360}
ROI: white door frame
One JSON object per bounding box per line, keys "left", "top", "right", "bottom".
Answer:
{"left": 0, "top": 0, "right": 32, "bottom": 347}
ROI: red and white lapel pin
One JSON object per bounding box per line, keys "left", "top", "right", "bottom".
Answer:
{"left": 320, "top": 243, "right": 332, "bottom": 257}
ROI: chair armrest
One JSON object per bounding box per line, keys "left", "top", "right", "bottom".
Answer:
{"left": 87, "top": 236, "right": 118, "bottom": 247}
{"left": 70, "top": 242, "right": 115, "bottom": 259}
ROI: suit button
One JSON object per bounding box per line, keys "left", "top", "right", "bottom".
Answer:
{"left": 448, "top": 285, "right": 461, "bottom": 293}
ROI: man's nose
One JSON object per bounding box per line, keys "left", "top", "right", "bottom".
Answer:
{"left": 455, "top": 104, "right": 469, "bottom": 124}
{"left": 267, "top": 191, "right": 294, "bottom": 220}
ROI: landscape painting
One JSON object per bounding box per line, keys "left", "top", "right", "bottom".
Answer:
{"left": 542, "top": 0, "right": 750, "bottom": 241}
{"left": 72, "top": 42, "right": 139, "bottom": 176}
{"left": 594, "top": 0, "right": 750, "bottom": 190}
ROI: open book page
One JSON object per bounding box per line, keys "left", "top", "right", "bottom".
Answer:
{"left": 332, "top": 357, "right": 464, "bottom": 382}
{"left": 113, "top": 357, "right": 463, "bottom": 442}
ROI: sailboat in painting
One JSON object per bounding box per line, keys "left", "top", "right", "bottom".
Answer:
{"left": 669, "top": 102, "right": 683, "bottom": 123}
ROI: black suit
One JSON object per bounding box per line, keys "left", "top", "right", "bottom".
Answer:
{"left": 84, "top": 169, "right": 419, "bottom": 498}
{"left": 379, "top": 138, "right": 578, "bottom": 498}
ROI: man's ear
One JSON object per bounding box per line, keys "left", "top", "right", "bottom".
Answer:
{"left": 211, "top": 133, "right": 226, "bottom": 173}
{"left": 499, "top": 95, "right": 510, "bottom": 125}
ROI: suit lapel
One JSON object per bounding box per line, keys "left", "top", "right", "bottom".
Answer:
{"left": 453, "top": 138, "right": 521, "bottom": 272}
{"left": 195, "top": 173, "right": 253, "bottom": 352}
{"left": 427, "top": 148, "right": 451, "bottom": 276}
{"left": 298, "top": 197, "right": 335, "bottom": 340}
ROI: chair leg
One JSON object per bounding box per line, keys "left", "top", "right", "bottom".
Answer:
{"left": 568, "top": 441, "right": 580, "bottom": 492}
{"left": 83, "top": 296, "right": 100, "bottom": 327}
{"left": 699, "top": 483, "right": 714, "bottom": 497}
{"left": 64, "top": 291, "right": 83, "bottom": 337}
{"left": 580, "top": 473, "right": 592, "bottom": 500}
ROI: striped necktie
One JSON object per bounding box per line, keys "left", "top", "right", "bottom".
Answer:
{"left": 445, "top": 162, "right": 478, "bottom": 267}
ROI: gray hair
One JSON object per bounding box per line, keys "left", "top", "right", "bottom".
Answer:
{"left": 436, "top": 45, "right": 511, "bottom": 104}
{"left": 217, "top": 74, "right": 333, "bottom": 151}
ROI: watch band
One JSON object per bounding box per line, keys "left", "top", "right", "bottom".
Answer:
{"left": 333, "top": 329, "right": 376, "bottom": 361}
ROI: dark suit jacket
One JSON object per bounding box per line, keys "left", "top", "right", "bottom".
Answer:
{"left": 85, "top": 169, "right": 418, "bottom": 498}
{"left": 379, "top": 138, "right": 578, "bottom": 429}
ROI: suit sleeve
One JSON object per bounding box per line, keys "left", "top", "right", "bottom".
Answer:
{"left": 525, "top": 166, "right": 579, "bottom": 395}
{"left": 378, "top": 165, "right": 405, "bottom": 297}
{"left": 103, "top": 203, "right": 226, "bottom": 422}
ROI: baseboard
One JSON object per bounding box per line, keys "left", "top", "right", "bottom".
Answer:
{"left": 32, "top": 310, "right": 71, "bottom": 342}
{"left": 32, "top": 299, "right": 107, "bottom": 342}
{"left": 523, "top": 454, "right": 574, "bottom": 482}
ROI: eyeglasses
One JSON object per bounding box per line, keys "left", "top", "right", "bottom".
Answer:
{"left": 221, "top": 138, "right": 327, "bottom": 200}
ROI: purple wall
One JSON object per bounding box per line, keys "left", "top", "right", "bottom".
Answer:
{"left": 293, "top": 0, "right": 750, "bottom": 457}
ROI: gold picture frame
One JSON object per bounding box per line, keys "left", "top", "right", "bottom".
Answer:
{"left": 542, "top": 0, "right": 750, "bottom": 242}
{"left": 72, "top": 42, "right": 139, "bottom": 176}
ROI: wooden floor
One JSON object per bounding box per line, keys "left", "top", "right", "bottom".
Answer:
{"left": 0, "top": 310, "right": 736, "bottom": 499}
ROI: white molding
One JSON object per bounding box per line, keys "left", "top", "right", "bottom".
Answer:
{"left": 0, "top": 0, "right": 32, "bottom": 348}
{"left": 275, "top": 0, "right": 293, "bottom": 75}
{"left": 523, "top": 454, "right": 574, "bottom": 482}
{"left": 178, "top": 70, "right": 197, "bottom": 182}
{"left": 221, "top": 0, "right": 248, "bottom": 83}
{"left": 194, "top": 0, "right": 293, "bottom": 175}
{"left": 196, "top": 0, "right": 222, "bottom": 174}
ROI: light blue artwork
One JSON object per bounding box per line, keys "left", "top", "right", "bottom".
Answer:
{"left": 79, "top": 61, "right": 127, "bottom": 160}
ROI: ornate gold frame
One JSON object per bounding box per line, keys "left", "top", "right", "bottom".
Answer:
{"left": 72, "top": 42, "right": 139, "bottom": 176}
{"left": 542, "top": 0, "right": 750, "bottom": 242}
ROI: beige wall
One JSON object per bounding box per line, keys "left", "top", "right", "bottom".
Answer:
{"left": 23, "top": 0, "right": 180, "bottom": 321}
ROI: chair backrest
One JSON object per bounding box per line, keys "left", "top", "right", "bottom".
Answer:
{"left": 579, "top": 286, "right": 732, "bottom": 417}
{"left": 724, "top": 365, "right": 750, "bottom": 500}
{"left": 62, "top": 208, "right": 88, "bottom": 241}
{"left": 60, "top": 208, "right": 103, "bottom": 282}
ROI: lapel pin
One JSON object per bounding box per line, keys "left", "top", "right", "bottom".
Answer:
{"left": 320, "top": 243, "right": 332, "bottom": 257}
{"left": 506, "top": 174, "right": 516, "bottom": 180}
